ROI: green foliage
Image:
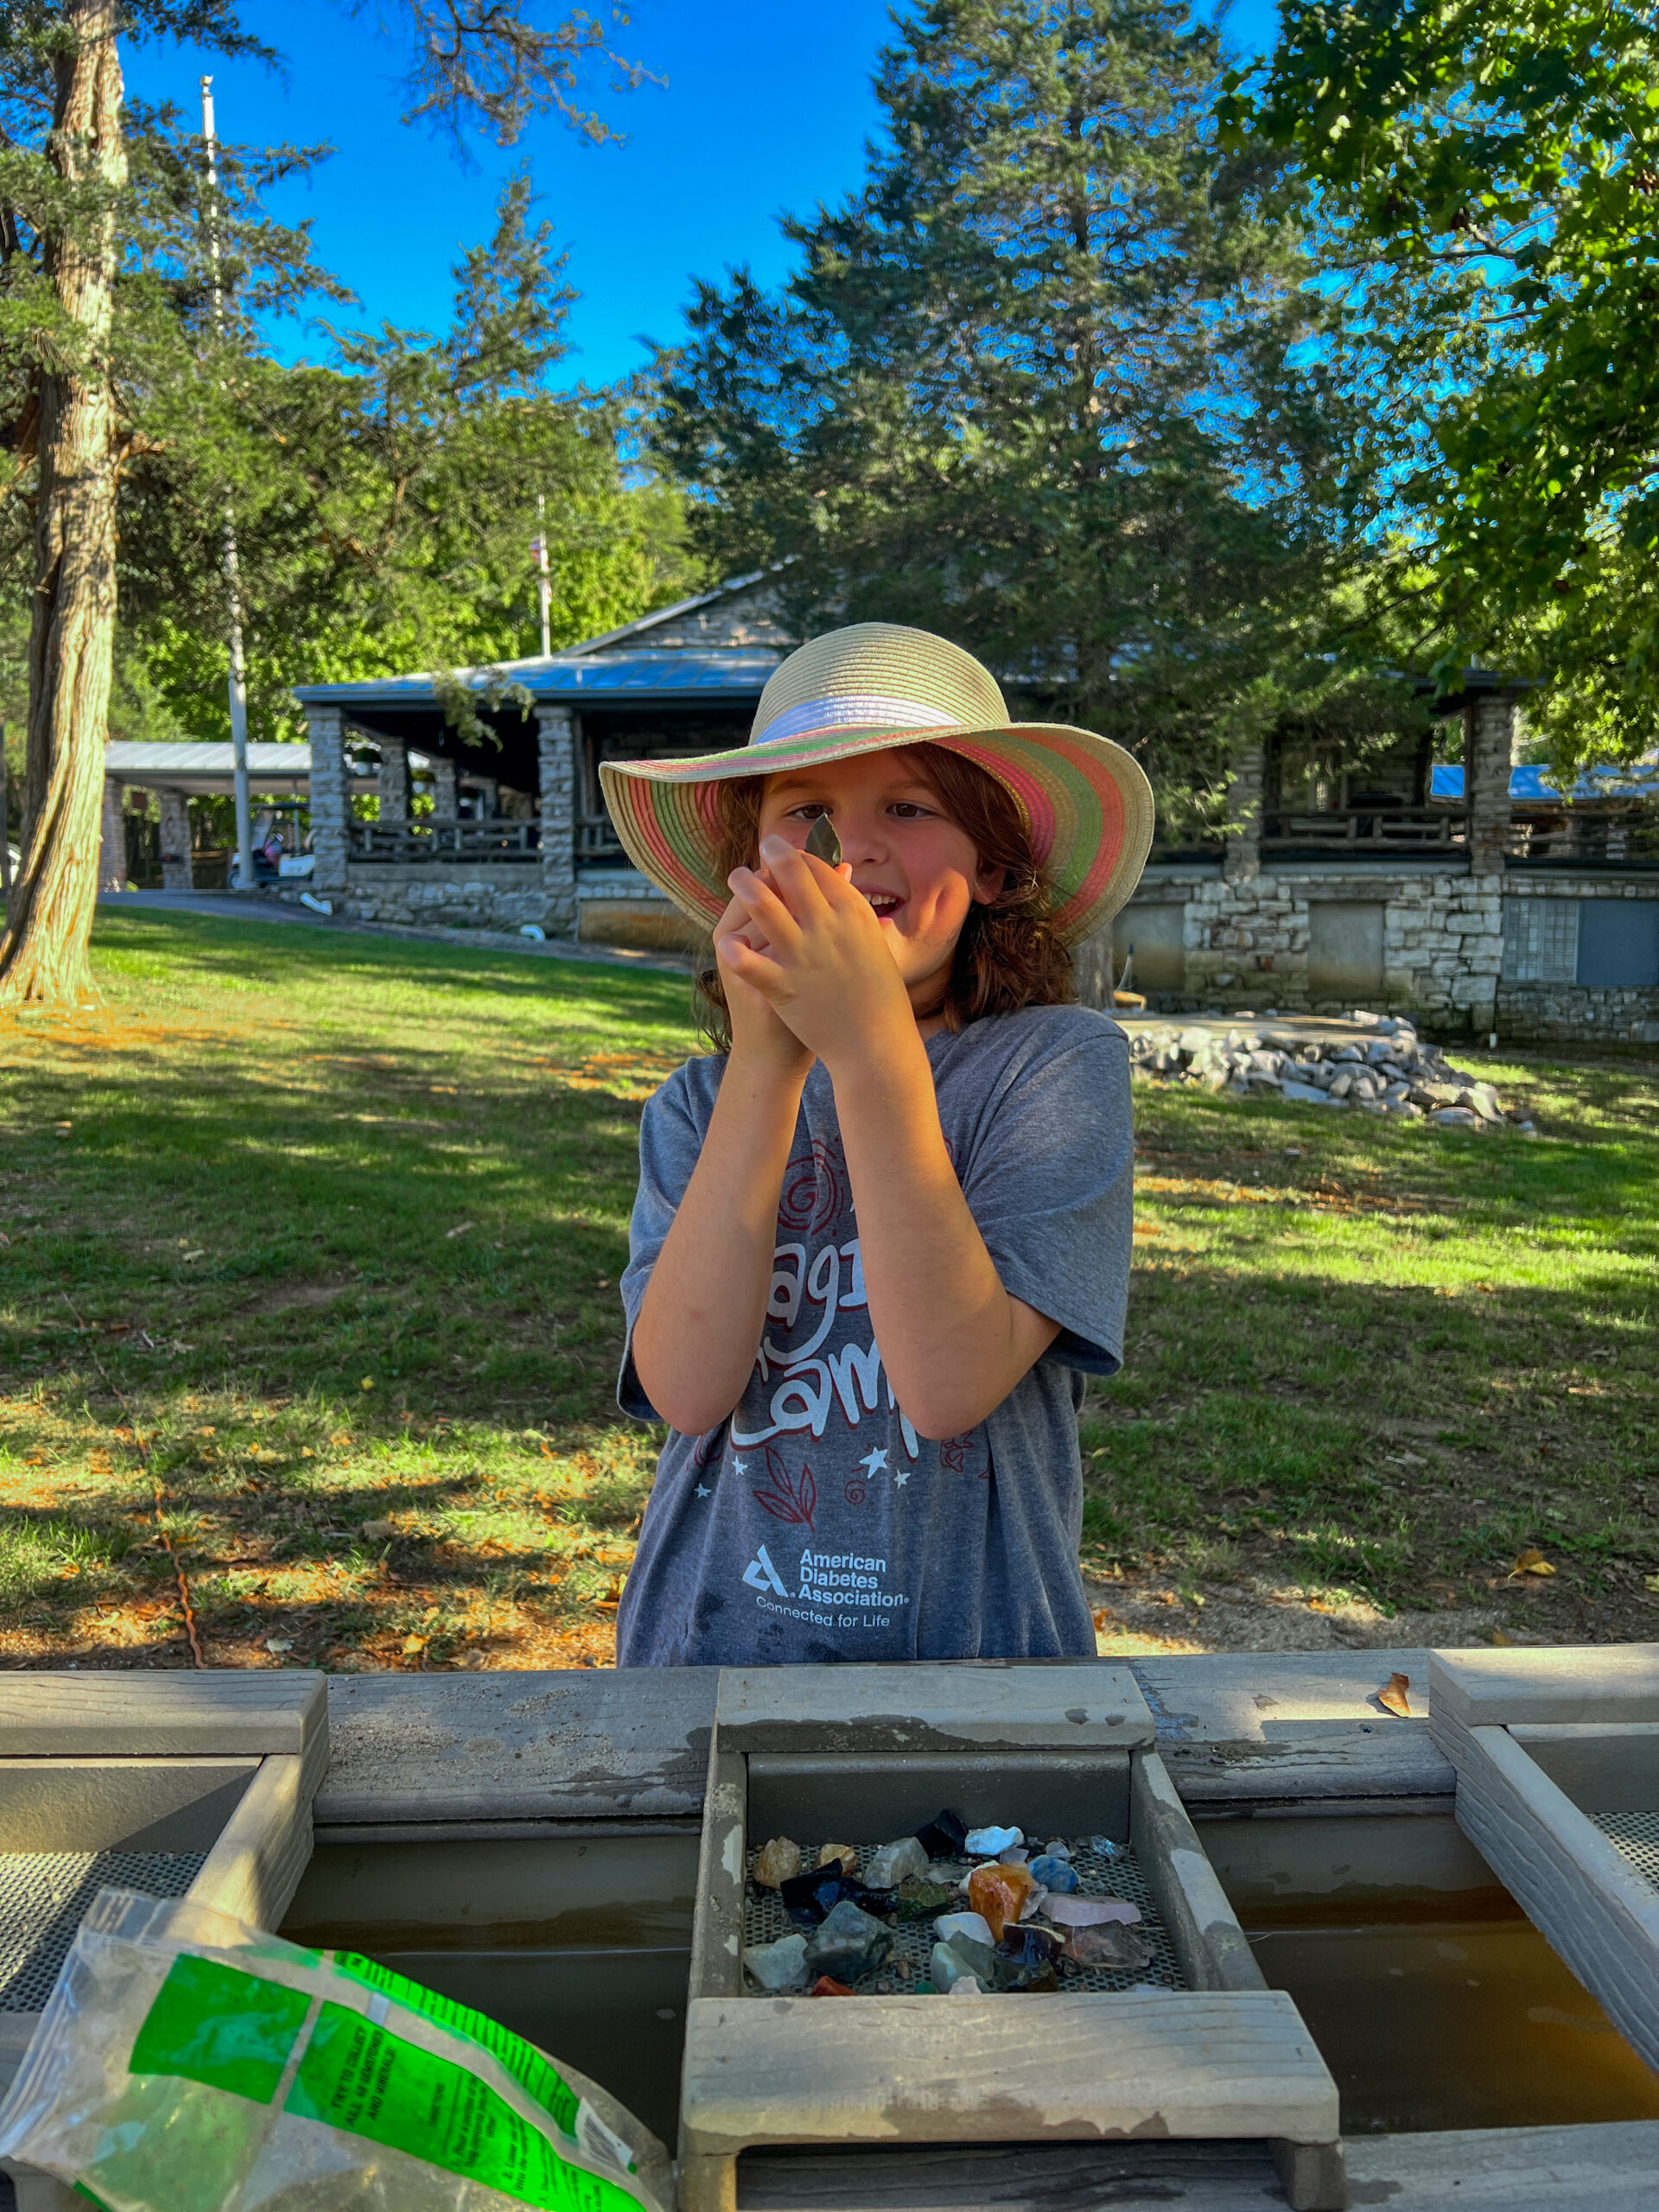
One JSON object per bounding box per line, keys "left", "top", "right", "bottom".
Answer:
{"left": 656, "top": 0, "right": 1396, "bottom": 825}
{"left": 117, "top": 175, "right": 697, "bottom": 745}
{"left": 1224, "top": 0, "right": 1659, "bottom": 772}
{"left": 0, "top": 3, "right": 684, "bottom": 779}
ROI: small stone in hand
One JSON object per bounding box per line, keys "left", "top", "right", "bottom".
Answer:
{"left": 753, "top": 1837, "right": 802, "bottom": 1889}
{"left": 805, "top": 814, "right": 842, "bottom": 866}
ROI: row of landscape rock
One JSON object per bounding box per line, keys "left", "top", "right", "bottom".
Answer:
{"left": 1127, "top": 1011, "right": 1534, "bottom": 1131}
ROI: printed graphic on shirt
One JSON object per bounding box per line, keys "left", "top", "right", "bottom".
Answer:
{"left": 741, "top": 1538, "right": 912, "bottom": 1635}
{"left": 733, "top": 1139, "right": 924, "bottom": 1459}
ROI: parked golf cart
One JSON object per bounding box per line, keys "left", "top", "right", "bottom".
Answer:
{"left": 227, "top": 801, "right": 315, "bottom": 888}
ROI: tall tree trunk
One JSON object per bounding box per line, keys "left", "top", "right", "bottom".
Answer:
{"left": 0, "top": 2, "right": 124, "bottom": 1007}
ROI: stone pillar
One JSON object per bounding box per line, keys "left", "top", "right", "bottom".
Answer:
{"left": 429, "top": 757, "right": 458, "bottom": 817}
{"left": 377, "top": 737, "right": 409, "bottom": 823}
{"left": 1466, "top": 688, "right": 1516, "bottom": 877}
{"left": 537, "top": 704, "right": 578, "bottom": 937}
{"left": 1222, "top": 741, "right": 1264, "bottom": 882}
{"left": 306, "top": 704, "right": 349, "bottom": 894}
{"left": 158, "top": 789, "right": 194, "bottom": 890}
{"left": 99, "top": 779, "right": 126, "bottom": 891}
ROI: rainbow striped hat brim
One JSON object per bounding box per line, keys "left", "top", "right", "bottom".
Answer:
{"left": 597, "top": 622, "right": 1155, "bottom": 947}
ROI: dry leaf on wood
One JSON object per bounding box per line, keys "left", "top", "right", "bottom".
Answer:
{"left": 1509, "top": 1550, "right": 1556, "bottom": 1578}
{"left": 1376, "top": 1671, "right": 1411, "bottom": 1718}
{"left": 1491, "top": 1629, "right": 1516, "bottom": 1647}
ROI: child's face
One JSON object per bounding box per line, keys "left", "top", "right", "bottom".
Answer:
{"left": 755, "top": 751, "right": 1003, "bottom": 1005}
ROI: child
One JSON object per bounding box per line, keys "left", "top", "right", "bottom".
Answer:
{"left": 601, "top": 622, "right": 1153, "bottom": 1666}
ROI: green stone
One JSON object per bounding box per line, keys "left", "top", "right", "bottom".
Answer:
{"left": 893, "top": 1880, "right": 952, "bottom": 1922}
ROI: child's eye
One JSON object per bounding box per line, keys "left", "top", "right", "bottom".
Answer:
{"left": 787, "top": 803, "right": 830, "bottom": 822}
{"left": 888, "top": 802, "right": 934, "bottom": 819}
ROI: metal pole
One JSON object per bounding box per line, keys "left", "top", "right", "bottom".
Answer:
{"left": 201, "top": 76, "right": 255, "bottom": 895}
{"left": 534, "top": 492, "right": 552, "bottom": 658}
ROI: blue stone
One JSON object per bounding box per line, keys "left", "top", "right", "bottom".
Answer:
{"left": 1029, "top": 1853, "right": 1079, "bottom": 1892}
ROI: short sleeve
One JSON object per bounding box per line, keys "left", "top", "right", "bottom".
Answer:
{"left": 956, "top": 1017, "right": 1133, "bottom": 1376}
{"left": 616, "top": 1061, "right": 718, "bottom": 1421}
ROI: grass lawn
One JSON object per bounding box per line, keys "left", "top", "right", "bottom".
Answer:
{"left": 0, "top": 908, "right": 1655, "bottom": 1674}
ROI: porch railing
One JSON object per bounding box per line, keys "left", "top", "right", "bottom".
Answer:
{"left": 1505, "top": 811, "right": 1659, "bottom": 867}
{"left": 347, "top": 818, "right": 540, "bottom": 864}
{"left": 1262, "top": 807, "right": 1467, "bottom": 851}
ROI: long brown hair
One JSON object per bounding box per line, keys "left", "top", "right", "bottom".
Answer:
{"left": 693, "top": 742, "right": 1075, "bottom": 1049}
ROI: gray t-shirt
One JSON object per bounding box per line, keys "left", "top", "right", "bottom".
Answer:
{"left": 614, "top": 1003, "right": 1132, "bottom": 1668}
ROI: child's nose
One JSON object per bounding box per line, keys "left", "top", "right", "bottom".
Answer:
{"left": 833, "top": 810, "right": 887, "bottom": 862}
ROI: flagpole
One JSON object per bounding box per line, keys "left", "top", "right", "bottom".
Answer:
{"left": 201, "top": 76, "right": 256, "bottom": 895}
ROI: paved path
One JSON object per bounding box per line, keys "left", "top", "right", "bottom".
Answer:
{"left": 95, "top": 890, "right": 695, "bottom": 977}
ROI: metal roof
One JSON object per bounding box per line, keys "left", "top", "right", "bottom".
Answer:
{"left": 104, "top": 742, "right": 375, "bottom": 794}
{"left": 1431, "top": 762, "right": 1659, "bottom": 804}
{"left": 291, "top": 647, "right": 780, "bottom": 712}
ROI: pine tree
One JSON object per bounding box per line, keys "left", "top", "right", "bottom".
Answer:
{"left": 658, "top": 0, "right": 1372, "bottom": 824}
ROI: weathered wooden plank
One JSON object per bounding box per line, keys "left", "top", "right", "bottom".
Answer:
{"left": 734, "top": 2122, "right": 1659, "bottom": 2211}
{"left": 687, "top": 1736, "right": 747, "bottom": 2005}
{"left": 191, "top": 1753, "right": 315, "bottom": 1934}
{"left": 1134, "top": 1649, "right": 1455, "bottom": 1807}
{"left": 311, "top": 1658, "right": 1459, "bottom": 1829}
{"left": 1447, "top": 1726, "right": 1659, "bottom": 2073}
{"left": 715, "top": 1663, "right": 1154, "bottom": 1754}
{"left": 314, "top": 1668, "right": 717, "bottom": 1824}
{"left": 681, "top": 1989, "right": 1339, "bottom": 2152}
{"left": 1129, "top": 1750, "right": 1266, "bottom": 1993}
{"left": 1429, "top": 1646, "right": 1659, "bottom": 1736}
{"left": 0, "top": 1672, "right": 326, "bottom": 1758}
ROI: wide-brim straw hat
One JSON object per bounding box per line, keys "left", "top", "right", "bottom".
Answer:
{"left": 599, "top": 622, "right": 1154, "bottom": 945}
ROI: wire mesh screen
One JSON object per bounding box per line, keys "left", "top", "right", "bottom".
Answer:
{"left": 1592, "top": 1811, "right": 1659, "bottom": 1893}
{"left": 743, "top": 1837, "right": 1186, "bottom": 1995}
{"left": 0, "top": 1851, "right": 206, "bottom": 2013}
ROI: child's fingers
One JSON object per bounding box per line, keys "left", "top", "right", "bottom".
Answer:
{"left": 716, "top": 932, "right": 787, "bottom": 997}
{"left": 728, "top": 865, "right": 804, "bottom": 951}
{"left": 756, "top": 836, "right": 839, "bottom": 921}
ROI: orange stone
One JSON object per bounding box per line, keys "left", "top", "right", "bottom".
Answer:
{"left": 967, "top": 1862, "right": 1034, "bottom": 1942}
{"left": 810, "top": 1975, "right": 855, "bottom": 1996}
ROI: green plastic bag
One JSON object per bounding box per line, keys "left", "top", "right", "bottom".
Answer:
{"left": 0, "top": 1889, "right": 671, "bottom": 2212}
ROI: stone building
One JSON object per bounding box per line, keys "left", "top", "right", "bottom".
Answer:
{"left": 295, "top": 579, "right": 1659, "bottom": 1046}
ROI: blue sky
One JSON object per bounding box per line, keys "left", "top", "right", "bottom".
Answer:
{"left": 124, "top": 0, "right": 1281, "bottom": 391}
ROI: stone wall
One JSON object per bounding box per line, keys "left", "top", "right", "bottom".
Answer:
{"left": 1497, "top": 874, "right": 1659, "bottom": 1045}
{"left": 1091, "top": 860, "right": 1658, "bottom": 1046}
{"left": 340, "top": 863, "right": 551, "bottom": 931}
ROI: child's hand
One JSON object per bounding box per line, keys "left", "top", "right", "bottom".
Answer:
{"left": 720, "top": 837, "right": 917, "bottom": 1076}
{"left": 713, "top": 878, "right": 815, "bottom": 1078}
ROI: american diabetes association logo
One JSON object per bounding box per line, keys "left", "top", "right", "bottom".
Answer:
{"left": 741, "top": 1541, "right": 911, "bottom": 1632}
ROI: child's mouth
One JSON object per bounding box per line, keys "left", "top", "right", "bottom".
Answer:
{"left": 861, "top": 888, "right": 904, "bottom": 918}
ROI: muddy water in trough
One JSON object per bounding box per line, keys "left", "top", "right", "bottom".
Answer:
{"left": 280, "top": 1814, "right": 1659, "bottom": 2150}
{"left": 279, "top": 1832, "right": 696, "bottom": 2147}
{"left": 1204, "top": 1809, "right": 1659, "bottom": 2134}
